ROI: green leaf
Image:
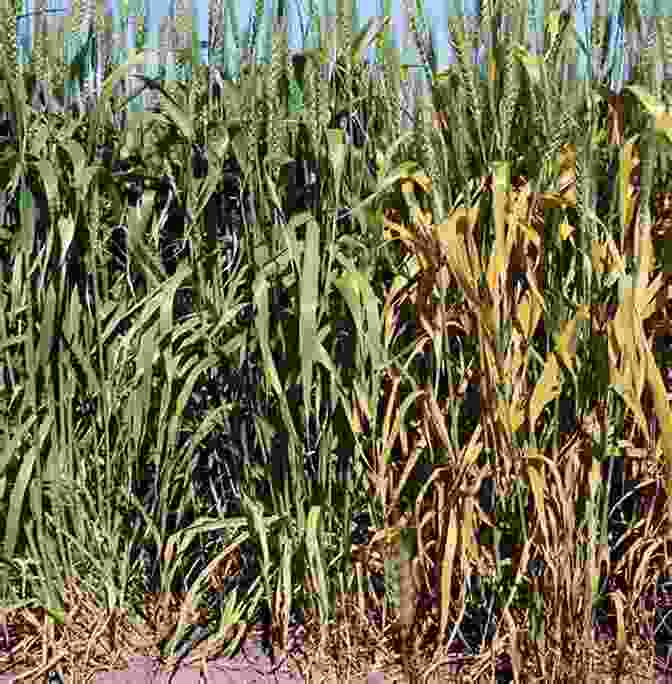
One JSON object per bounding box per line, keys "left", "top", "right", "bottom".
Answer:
{"left": 191, "top": 143, "right": 224, "bottom": 225}
{"left": 625, "top": 85, "right": 665, "bottom": 118}
{"left": 306, "top": 505, "right": 331, "bottom": 622}
{"left": 60, "top": 141, "right": 87, "bottom": 180}
{"left": 513, "top": 43, "right": 545, "bottom": 88}
{"left": 157, "top": 94, "right": 194, "bottom": 143}
{"left": 207, "top": 126, "right": 230, "bottom": 164}
{"left": 29, "top": 123, "right": 49, "bottom": 159}
{"left": 0, "top": 413, "right": 41, "bottom": 560}
{"left": 299, "top": 217, "right": 321, "bottom": 409}
{"left": 34, "top": 159, "right": 59, "bottom": 226}
{"left": 252, "top": 273, "right": 300, "bottom": 447}
{"left": 348, "top": 159, "right": 422, "bottom": 218}
{"left": 625, "top": 84, "right": 672, "bottom": 145}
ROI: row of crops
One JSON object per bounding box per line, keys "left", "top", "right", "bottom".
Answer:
{"left": 3, "top": 1, "right": 672, "bottom": 682}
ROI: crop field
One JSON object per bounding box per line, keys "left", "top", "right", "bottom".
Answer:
{"left": 2, "top": 1, "right": 672, "bottom": 683}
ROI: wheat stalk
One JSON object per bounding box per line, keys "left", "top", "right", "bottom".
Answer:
{"left": 415, "top": 92, "right": 445, "bottom": 223}
{"left": 132, "top": 1, "right": 146, "bottom": 108}
{"left": 446, "top": 14, "right": 484, "bottom": 155}
{"left": 3, "top": 0, "right": 19, "bottom": 90}
{"left": 544, "top": 1, "right": 573, "bottom": 86}
{"left": 267, "top": 15, "right": 288, "bottom": 186}
{"left": 302, "top": 51, "right": 322, "bottom": 157}
{"left": 590, "top": 0, "right": 609, "bottom": 83}
{"left": 382, "top": 43, "right": 401, "bottom": 144}
{"left": 207, "top": 0, "right": 224, "bottom": 100}
{"left": 107, "top": 0, "right": 128, "bottom": 110}
{"left": 174, "top": 0, "right": 192, "bottom": 86}
{"left": 498, "top": 0, "right": 522, "bottom": 154}
{"left": 657, "top": 16, "right": 672, "bottom": 79}
{"left": 68, "top": 0, "right": 82, "bottom": 109}
{"left": 450, "top": 81, "right": 473, "bottom": 184}
{"left": 158, "top": 14, "right": 174, "bottom": 98}
{"left": 240, "top": 61, "right": 262, "bottom": 184}
{"left": 95, "top": 0, "right": 111, "bottom": 93}
{"left": 32, "top": 0, "right": 47, "bottom": 89}
{"left": 337, "top": 0, "right": 353, "bottom": 102}
{"left": 79, "top": 0, "right": 94, "bottom": 108}
{"left": 47, "top": 11, "right": 68, "bottom": 99}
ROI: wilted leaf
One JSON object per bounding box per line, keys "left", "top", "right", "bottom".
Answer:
{"left": 529, "top": 353, "right": 562, "bottom": 433}
{"left": 555, "top": 305, "right": 590, "bottom": 380}
{"left": 439, "top": 504, "right": 459, "bottom": 643}
{"left": 644, "top": 342, "right": 672, "bottom": 497}
{"left": 514, "top": 288, "right": 544, "bottom": 343}
{"left": 526, "top": 451, "right": 553, "bottom": 548}
{"left": 435, "top": 208, "right": 481, "bottom": 302}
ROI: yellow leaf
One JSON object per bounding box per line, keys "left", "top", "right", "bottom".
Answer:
{"left": 509, "top": 402, "right": 526, "bottom": 434}
{"left": 610, "top": 364, "right": 650, "bottom": 444}
{"left": 413, "top": 173, "right": 433, "bottom": 194}
{"left": 439, "top": 505, "right": 459, "bottom": 642}
{"left": 487, "top": 265, "right": 498, "bottom": 292}
{"left": 529, "top": 353, "right": 562, "bottom": 433}
{"left": 489, "top": 160, "right": 511, "bottom": 296}
{"left": 589, "top": 456, "right": 602, "bottom": 499}
{"left": 537, "top": 192, "right": 573, "bottom": 211}
{"left": 462, "top": 497, "right": 479, "bottom": 565}
{"left": 621, "top": 142, "right": 639, "bottom": 235}
{"left": 416, "top": 207, "right": 432, "bottom": 227}
{"left": 552, "top": 143, "right": 576, "bottom": 178}
{"left": 515, "top": 289, "right": 543, "bottom": 343}
{"left": 645, "top": 342, "right": 672, "bottom": 497}
{"left": 523, "top": 224, "right": 541, "bottom": 247}
{"left": 489, "top": 49, "right": 497, "bottom": 83}
{"left": 641, "top": 273, "right": 667, "bottom": 321}
{"left": 655, "top": 112, "right": 672, "bottom": 144}
{"left": 610, "top": 589, "right": 627, "bottom": 656}
{"left": 435, "top": 208, "right": 481, "bottom": 302}
{"left": 461, "top": 423, "right": 483, "bottom": 467}
{"left": 401, "top": 180, "right": 415, "bottom": 196}
{"left": 559, "top": 221, "right": 574, "bottom": 241}
{"left": 383, "top": 215, "right": 416, "bottom": 244}
{"left": 555, "top": 306, "right": 589, "bottom": 379}
{"left": 526, "top": 451, "right": 549, "bottom": 546}
{"left": 351, "top": 381, "right": 372, "bottom": 435}
{"left": 591, "top": 241, "right": 609, "bottom": 277}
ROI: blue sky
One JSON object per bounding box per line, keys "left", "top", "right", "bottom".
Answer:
{"left": 17, "top": 0, "right": 646, "bottom": 92}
